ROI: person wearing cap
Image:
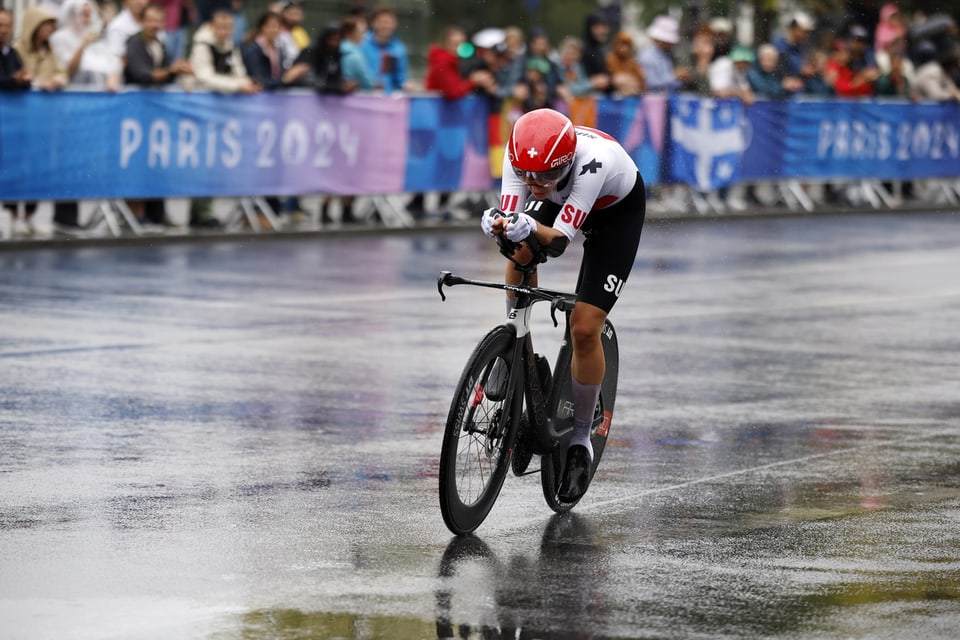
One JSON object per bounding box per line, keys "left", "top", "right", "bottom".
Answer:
{"left": 638, "top": 14, "right": 689, "bottom": 92}
{"left": 846, "top": 24, "right": 879, "bottom": 73}
{"left": 709, "top": 42, "right": 755, "bottom": 105}
{"left": 459, "top": 28, "right": 513, "bottom": 112}
{"left": 269, "top": 0, "right": 304, "bottom": 68}
{"left": 280, "top": 0, "right": 309, "bottom": 50}
{"left": 773, "top": 11, "right": 815, "bottom": 79}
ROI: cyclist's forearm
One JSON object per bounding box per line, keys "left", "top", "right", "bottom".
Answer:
{"left": 534, "top": 224, "right": 570, "bottom": 255}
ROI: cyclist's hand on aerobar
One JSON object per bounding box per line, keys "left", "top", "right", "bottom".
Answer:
{"left": 481, "top": 209, "right": 537, "bottom": 242}
{"left": 503, "top": 212, "right": 537, "bottom": 242}
{"left": 480, "top": 208, "right": 505, "bottom": 237}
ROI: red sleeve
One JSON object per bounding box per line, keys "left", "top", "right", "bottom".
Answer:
{"left": 829, "top": 61, "right": 874, "bottom": 96}
{"left": 440, "top": 62, "right": 475, "bottom": 99}
{"left": 426, "top": 58, "right": 475, "bottom": 100}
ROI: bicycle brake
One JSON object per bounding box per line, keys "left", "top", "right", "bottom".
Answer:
{"left": 437, "top": 271, "right": 450, "bottom": 301}
{"left": 549, "top": 299, "right": 562, "bottom": 327}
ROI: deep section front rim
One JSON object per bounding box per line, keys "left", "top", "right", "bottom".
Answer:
{"left": 439, "top": 326, "right": 520, "bottom": 535}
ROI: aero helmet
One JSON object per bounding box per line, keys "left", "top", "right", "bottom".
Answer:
{"left": 508, "top": 109, "right": 577, "bottom": 186}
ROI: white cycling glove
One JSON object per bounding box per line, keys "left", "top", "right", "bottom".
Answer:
{"left": 504, "top": 212, "right": 537, "bottom": 242}
{"left": 480, "top": 207, "right": 504, "bottom": 237}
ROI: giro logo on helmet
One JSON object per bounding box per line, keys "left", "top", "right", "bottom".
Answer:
{"left": 550, "top": 152, "right": 574, "bottom": 168}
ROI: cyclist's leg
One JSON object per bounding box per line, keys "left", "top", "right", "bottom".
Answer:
{"left": 560, "top": 175, "right": 645, "bottom": 499}
{"left": 571, "top": 174, "right": 645, "bottom": 434}
{"left": 570, "top": 303, "right": 608, "bottom": 385}
{"left": 569, "top": 302, "right": 608, "bottom": 456}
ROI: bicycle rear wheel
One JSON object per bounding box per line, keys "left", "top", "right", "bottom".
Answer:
{"left": 439, "top": 326, "right": 521, "bottom": 535}
{"left": 541, "top": 319, "right": 619, "bottom": 512}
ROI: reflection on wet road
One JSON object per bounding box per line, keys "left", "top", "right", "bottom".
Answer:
{"left": 1, "top": 212, "right": 959, "bottom": 639}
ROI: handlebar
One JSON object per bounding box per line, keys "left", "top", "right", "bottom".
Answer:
{"left": 436, "top": 270, "right": 578, "bottom": 327}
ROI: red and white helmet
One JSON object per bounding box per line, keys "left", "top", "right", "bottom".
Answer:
{"left": 508, "top": 108, "right": 577, "bottom": 186}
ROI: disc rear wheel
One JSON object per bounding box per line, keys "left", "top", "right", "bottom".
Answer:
{"left": 541, "top": 319, "right": 619, "bottom": 512}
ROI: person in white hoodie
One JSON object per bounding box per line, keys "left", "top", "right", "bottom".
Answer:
{"left": 51, "top": 0, "right": 122, "bottom": 90}
{"left": 189, "top": 9, "right": 259, "bottom": 93}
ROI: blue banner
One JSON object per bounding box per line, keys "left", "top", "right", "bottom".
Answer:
{"left": 404, "top": 95, "right": 492, "bottom": 192}
{"left": 3, "top": 91, "right": 960, "bottom": 201}
{"left": 594, "top": 95, "right": 667, "bottom": 186}
{"left": 668, "top": 96, "right": 749, "bottom": 191}
{"left": 0, "top": 91, "right": 494, "bottom": 200}
{"left": 784, "top": 99, "right": 960, "bottom": 179}
{"left": 741, "top": 100, "right": 787, "bottom": 180}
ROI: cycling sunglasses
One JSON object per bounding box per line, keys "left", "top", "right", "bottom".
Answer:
{"left": 512, "top": 161, "right": 572, "bottom": 187}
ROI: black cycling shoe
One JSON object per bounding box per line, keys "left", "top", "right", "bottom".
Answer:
{"left": 558, "top": 444, "right": 593, "bottom": 502}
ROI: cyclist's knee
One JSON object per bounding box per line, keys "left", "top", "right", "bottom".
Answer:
{"left": 569, "top": 308, "right": 605, "bottom": 351}
{"left": 571, "top": 328, "right": 601, "bottom": 357}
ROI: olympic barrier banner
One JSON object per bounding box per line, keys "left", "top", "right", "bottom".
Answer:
{"left": 0, "top": 91, "right": 412, "bottom": 200}
{"left": 669, "top": 96, "right": 748, "bottom": 191}
{"left": 404, "top": 95, "right": 492, "bottom": 192}
{"left": 740, "top": 100, "right": 788, "bottom": 181}
{"left": 670, "top": 96, "right": 960, "bottom": 185}
{"left": 2, "top": 91, "right": 960, "bottom": 201}
{"left": 595, "top": 95, "right": 667, "bottom": 186}
{"left": 785, "top": 99, "right": 960, "bottom": 179}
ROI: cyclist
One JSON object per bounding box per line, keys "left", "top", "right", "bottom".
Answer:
{"left": 481, "top": 107, "right": 646, "bottom": 502}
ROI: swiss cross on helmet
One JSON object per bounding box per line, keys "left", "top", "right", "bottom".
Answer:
{"left": 508, "top": 108, "right": 577, "bottom": 186}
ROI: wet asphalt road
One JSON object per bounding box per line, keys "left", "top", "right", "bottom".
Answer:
{"left": 1, "top": 211, "right": 959, "bottom": 639}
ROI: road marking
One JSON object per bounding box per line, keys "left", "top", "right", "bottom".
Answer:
{"left": 586, "top": 425, "right": 960, "bottom": 513}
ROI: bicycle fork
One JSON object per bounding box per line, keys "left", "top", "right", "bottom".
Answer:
{"left": 507, "top": 305, "right": 568, "bottom": 457}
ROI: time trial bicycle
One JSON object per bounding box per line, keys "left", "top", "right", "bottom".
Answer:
{"left": 437, "top": 235, "right": 619, "bottom": 535}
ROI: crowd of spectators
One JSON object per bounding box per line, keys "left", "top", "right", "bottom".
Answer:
{"left": 1, "top": 1, "right": 960, "bottom": 236}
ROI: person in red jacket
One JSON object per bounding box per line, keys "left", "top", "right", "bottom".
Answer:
{"left": 825, "top": 38, "right": 879, "bottom": 97}
{"left": 407, "top": 26, "right": 497, "bottom": 221}
{"left": 425, "top": 25, "right": 495, "bottom": 98}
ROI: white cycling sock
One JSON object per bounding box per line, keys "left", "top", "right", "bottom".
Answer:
{"left": 570, "top": 377, "right": 599, "bottom": 459}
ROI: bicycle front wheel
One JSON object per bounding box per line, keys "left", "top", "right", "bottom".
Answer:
{"left": 439, "top": 326, "right": 521, "bottom": 535}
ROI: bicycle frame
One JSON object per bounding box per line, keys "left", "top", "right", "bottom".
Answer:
{"left": 437, "top": 262, "right": 578, "bottom": 455}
